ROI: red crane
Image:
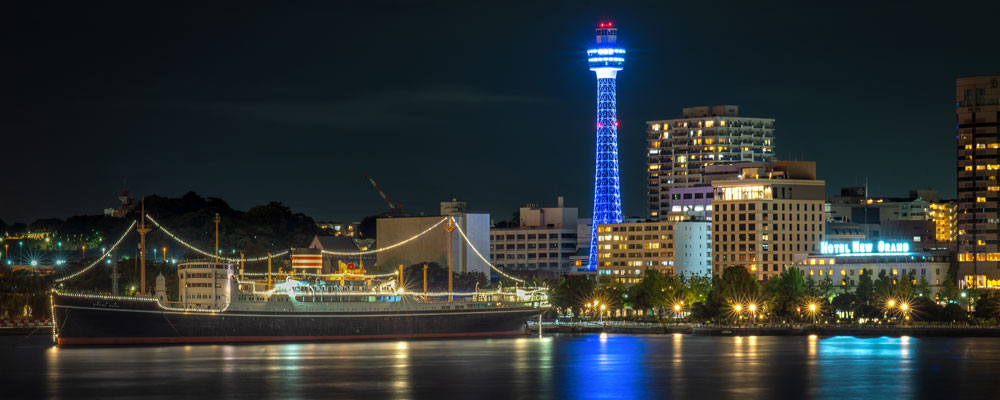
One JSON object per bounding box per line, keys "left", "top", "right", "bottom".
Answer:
{"left": 365, "top": 173, "right": 402, "bottom": 214}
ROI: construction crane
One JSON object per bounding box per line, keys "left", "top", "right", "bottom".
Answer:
{"left": 365, "top": 173, "right": 403, "bottom": 215}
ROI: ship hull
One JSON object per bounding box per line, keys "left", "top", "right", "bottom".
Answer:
{"left": 53, "top": 294, "right": 541, "bottom": 346}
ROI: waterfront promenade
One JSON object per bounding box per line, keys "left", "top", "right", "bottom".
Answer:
{"left": 530, "top": 320, "right": 1000, "bottom": 337}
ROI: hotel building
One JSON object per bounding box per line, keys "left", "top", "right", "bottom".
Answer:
{"left": 712, "top": 161, "right": 825, "bottom": 280}
{"left": 794, "top": 243, "right": 950, "bottom": 297}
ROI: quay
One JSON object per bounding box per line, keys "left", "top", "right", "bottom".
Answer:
{"left": 529, "top": 321, "right": 1000, "bottom": 337}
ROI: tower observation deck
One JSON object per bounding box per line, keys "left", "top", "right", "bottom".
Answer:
{"left": 587, "top": 22, "right": 625, "bottom": 270}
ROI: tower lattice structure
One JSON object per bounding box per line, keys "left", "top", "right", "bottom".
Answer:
{"left": 587, "top": 22, "right": 625, "bottom": 270}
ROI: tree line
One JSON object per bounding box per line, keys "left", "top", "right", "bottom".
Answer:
{"left": 547, "top": 266, "right": 1000, "bottom": 324}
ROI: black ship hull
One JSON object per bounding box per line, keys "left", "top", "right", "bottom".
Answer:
{"left": 53, "top": 294, "right": 541, "bottom": 346}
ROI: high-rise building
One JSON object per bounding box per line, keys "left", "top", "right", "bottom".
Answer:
{"left": 956, "top": 75, "right": 1000, "bottom": 288}
{"left": 711, "top": 161, "right": 825, "bottom": 280}
{"left": 647, "top": 106, "right": 775, "bottom": 220}
{"left": 586, "top": 22, "right": 626, "bottom": 270}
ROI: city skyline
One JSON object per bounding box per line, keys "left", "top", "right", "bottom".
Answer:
{"left": 4, "top": 2, "right": 1000, "bottom": 225}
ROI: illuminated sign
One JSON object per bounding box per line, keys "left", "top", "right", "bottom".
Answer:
{"left": 820, "top": 241, "right": 911, "bottom": 256}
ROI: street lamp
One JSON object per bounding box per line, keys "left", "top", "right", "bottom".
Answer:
{"left": 600, "top": 304, "right": 607, "bottom": 324}
{"left": 748, "top": 304, "right": 757, "bottom": 323}
{"left": 807, "top": 302, "right": 819, "bottom": 324}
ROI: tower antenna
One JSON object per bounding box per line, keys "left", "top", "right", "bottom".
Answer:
{"left": 586, "top": 21, "right": 625, "bottom": 270}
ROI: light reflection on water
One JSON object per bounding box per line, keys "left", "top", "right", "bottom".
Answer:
{"left": 4, "top": 334, "right": 1000, "bottom": 399}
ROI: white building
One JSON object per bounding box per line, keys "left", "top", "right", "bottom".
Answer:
{"left": 377, "top": 201, "right": 490, "bottom": 276}
{"left": 794, "top": 242, "right": 950, "bottom": 297}
{"left": 674, "top": 221, "right": 713, "bottom": 277}
{"left": 490, "top": 197, "right": 582, "bottom": 275}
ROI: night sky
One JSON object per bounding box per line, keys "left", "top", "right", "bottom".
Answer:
{"left": 4, "top": 1, "right": 999, "bottom": 225}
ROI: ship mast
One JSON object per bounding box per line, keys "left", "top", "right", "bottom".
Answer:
{"left": 213, "top": 213, "right": 221, "bottom": 262}
{"left": 445, "top": 213, "right": 456, "bottom": 302}
{"left": 137, "top": 199, "right": 151, "bottom": 295}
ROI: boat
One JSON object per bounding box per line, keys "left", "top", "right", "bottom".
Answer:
{"left": 52, "top": 258, "right": 547, "bottom": 346}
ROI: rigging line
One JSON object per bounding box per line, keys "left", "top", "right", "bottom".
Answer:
{"left": 144, "top": 214, "right": 287, "bottom": 262}
{"left": 318, "top": 217, "right": 449, "bottom": 256}
{"left": 55, "top": 221, "right": 138, "bottom": 283}
{"left": 449, "top": 217, "right": 526, "bottom": 284}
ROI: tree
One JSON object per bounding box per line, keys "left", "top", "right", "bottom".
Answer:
{"left": 895, "top": 272, "right": 915, "bottom": 299}
{"left": 855, "top": 269, "right": 874, "bottom": 305}
{"left": 937, "top": 277, "right": 959, "bottom": 303}
{"left": 911, "top": 297, "right": 941, "bottom": 321}
{"left": 549, "top": 275, "right": 595, "bottom": 317}
{"left": 915, "top": 276, "right": 932, "bottom": 299}
{"left": 941, "top": 303, "right": 967, "bottom": 323}
{"left": 831, "top": 293, "right": 859, "bottom": 319}
{"left": 595, "top": 278, "right": 628, "bottom": 316}
{"left": 682, "top": 274, "right": 713, "bottom": 306}
{"left": 762, "top": 267, "right": 805, "bottom": 321}
{"left": 629, "top": 269, "right": 670, "bottom": 317}
{"left": 873, "top": 270, "right": 894, "bottom": 300}
{"left": 974, "top": 290, "right": 1000, "bottom": 321}
{"left": 453, "top": 271, "right": 488, "bottom": 292}
{"left": 715, "top": 266, "right": 759, "bottom": 303}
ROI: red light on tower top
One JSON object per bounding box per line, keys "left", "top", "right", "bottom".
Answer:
{"left": 607, "top": 22, "right": 612, "bottom": 28}
{"left": 599, "top": 22, "right": 605, "bottom": 28}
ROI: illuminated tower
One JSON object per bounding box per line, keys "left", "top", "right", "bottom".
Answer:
{"left": 587, "top": 22, "right": 625, "bottom": 270}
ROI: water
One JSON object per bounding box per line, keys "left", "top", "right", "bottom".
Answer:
{"left": 3, "top": 333, "right": 1000, "bottom": 399}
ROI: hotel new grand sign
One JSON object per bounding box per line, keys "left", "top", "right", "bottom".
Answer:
{"left": 819, "top": 241, "right": 911, "bottom": 256}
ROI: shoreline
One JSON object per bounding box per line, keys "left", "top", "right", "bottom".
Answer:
{"left": 530, "top": 322, "right": 1000, "bottom": 338}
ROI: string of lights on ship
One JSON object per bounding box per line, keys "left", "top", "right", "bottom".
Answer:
{"left": 51, "top": 215, "right": 525, "bottom": 284}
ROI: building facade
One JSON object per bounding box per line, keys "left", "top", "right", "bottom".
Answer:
{"left": 647, "top": 106, "right": 775, "bottom": 220}
{"left": 712, "top": 161, "right": 826, "bottom": 280}
{"left": 794, "top": 244, "right": 950, "bottom": 297}
{"left": 490, "top": 197, "right": 581, "bottom": 275}
{"left": 673, "top": 221, "right": 713, "bottom": 277}
{"left": 956, "top": 76, "right": 1000, "bottom": 287}
{"left": 376, "top": 202, "right": 490, "bottom": 276}
{"left": 595, "top": 220, "right": 676, "bottom": 284}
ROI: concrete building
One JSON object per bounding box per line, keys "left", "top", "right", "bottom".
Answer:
{"left": 490, "top": 197, "right": 581, "bottom": 276}
{"left": 825, "top": 187, "right": 956, "bottom": 250}
{"left": 592, "top": 219, "right": 712, "bottom": 283}
{"left": 178, "top": 260, "right": 232, "bottom": 309}
{"left": 712, "top": 161, "right": 825, "bottom": 280}
{"left": 647, "top": 106, "right": 775, "bottom": 220}
{"left": 376, "top": 201, "right": 490, "bottom": 276}
{"left": 595, "top": 220, "right": 676, "bottom": 284}
{"left": 794, "top": 244, "right": 950, "bottom": 297}
{"left": 674, "top": 221, "right": 713, "bottom": 277}
{"left": 956, "top": 76, "right": 1000, "bottom": 288}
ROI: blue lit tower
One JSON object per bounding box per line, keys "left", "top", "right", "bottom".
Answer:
{"left": 587, "top": 22, "right": 625, "bottom": 270}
